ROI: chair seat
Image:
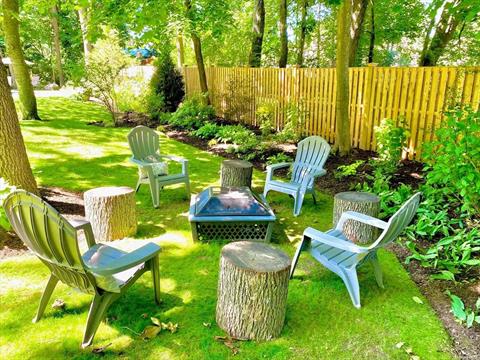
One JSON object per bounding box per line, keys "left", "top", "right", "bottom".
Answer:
{"left": 140, "top": 172, "right": 185, "bottom": 181}
{"left": 310, "top": 230, "right": 358, "bottom": 269}
{"left": 82, "top": 243, "right": 145, "bottom": 293}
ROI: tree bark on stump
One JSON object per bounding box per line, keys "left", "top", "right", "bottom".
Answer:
{"left": 84, "top": 186, "right": 137, "bottom": 242}
{"left": 220, "top": 160, "right": 253, "bottom": 188}
{"left": 216, "top": 241, "right": 290, "bottom": 340}
{"left": 333, "top": 191, "right": 380, "bottom": 244}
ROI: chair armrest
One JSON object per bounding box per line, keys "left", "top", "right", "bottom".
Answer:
{"left": 130, "top": 157, "right": 152, "bottom": 167}
{"left": 304, "top": 227, "right": 367, "bottom": 253}
{"left": 265, "top": 162, "right": 291, "bottom": 182}
{"left": 85, "top": 242, "right": 161, "bottom": 276}
{"left": 160, "top": 155, "right": 188, "bottom": 163}
{"left": 69, "top": 218, "right": 96, "bottom": 248}
{"left": 335, "top": 211, "right": 388, "bottom": 232}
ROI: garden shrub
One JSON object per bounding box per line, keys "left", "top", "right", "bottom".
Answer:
{"left": 274, "top": 102, "right": 306, "bottom": 143}
{"left": 116, "top": 74, "right": 149, "bottom": 114}
{"left": 216, "top": 125, "right": 254, "bottom": 144}
{"left": 267, "top": 153, "right": 292, "bottom": 165}
{"left": 194, "top": 122, "right": 220, "bottom": 139}
{"left": 148, "top": 53, "right": 185, "bottom": 117}
{"left": 167, "top": 94, "right": 215, "bottom": 130}
{"left": 335, "top": 160, "right": 365, "bottom": 180}
{"left": 422, "top": 106, "right": 480, "bottom": 214}
{"left": 256, "top": 102, "right": 276, "bottom": 136}
{"left": 373, "top": 118, "right": 409, "bottom": 173}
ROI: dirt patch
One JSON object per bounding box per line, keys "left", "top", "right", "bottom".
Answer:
{"left": 391, "top": 243, "right": 480, "bottom": 360}
{"left": 0, "top": 187, "right": 85, "bottom": 259}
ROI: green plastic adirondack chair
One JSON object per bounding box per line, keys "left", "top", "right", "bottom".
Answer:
{"left": 3, "top": 190, "right": 162, "bottom": 348}
{"left": 263, "top": 136, "right": 330, "bottom": 216}
{"left": 290, "top": 192, "right": 421, "bottom": 308}
{"left": 128, "top": 125, "right": 190, "bottom": 208}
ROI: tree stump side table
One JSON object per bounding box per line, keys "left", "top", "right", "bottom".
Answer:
{"left": 333, "top": 191, "right": 380, "bottom": 244}
{"left": 220, "top": 160, "right": 253, "bottom": 188}
{"left": 216, "top": 241, "right": 290, "bottom": 341}
{"left": 84, "top": 186, "right": 137, "bottom": 242}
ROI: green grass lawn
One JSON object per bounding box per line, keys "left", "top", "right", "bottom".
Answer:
{"left": 0, "top": 98, "right": 454, "bottom": 359}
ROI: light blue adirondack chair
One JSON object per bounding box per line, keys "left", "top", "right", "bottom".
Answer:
{"left": 290, "top": 193, "right": 421, "bottom": 308}
{"left": 128, "top": 125, "right": 190, "bottom": 208}
{"left": 3, "top": 190, "right": 162, "bottom": 347}
{"left": 263, "top": 136, "right": 330, "bottom": 216}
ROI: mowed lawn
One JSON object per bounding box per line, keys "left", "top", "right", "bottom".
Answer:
{"left": 0, "top": 98, "right": 454, "bottom": 359}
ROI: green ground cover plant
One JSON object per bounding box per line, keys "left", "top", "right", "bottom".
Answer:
{"left": 0, "top": 97, "right": 455, "bottom": 359}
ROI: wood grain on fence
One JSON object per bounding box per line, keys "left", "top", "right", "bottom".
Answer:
{"left": 183, "top": 65, "right": 480, "bottom": 159}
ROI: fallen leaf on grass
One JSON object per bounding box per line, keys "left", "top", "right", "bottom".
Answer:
{"left": 203, "top": 322, "right": 211, "bottom": 328}
{"left": 161, "top": 321, "right": 179, "bottom": 333}
{"left": 141, "top": 313, "right": 148, "bottom": 319}
{"left": 411, "top": 356, "right": 421, "bottom": 360}
{"left": 92, "top": 343, "right": 112, "bottom": 354}
{"left": 151, "top": 317, "right": 161, "bottom": 327}
{"left": 395, "top": 342, "right": 404, "bottom": 349}
{"left": 141, "top": 325, "right": 161, "bottom": 340}
{"left": 214, "top": 335, "right": 243, "bottom": 355}
{"left": 412, "top": 296, "right": 424, "bottom": 304}
{"left": 52, "top": 299, "right": 65, "bottom": 310}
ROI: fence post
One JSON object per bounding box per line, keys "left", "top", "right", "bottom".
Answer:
{"left": 360, "top": 63, "right": 377, "bottom": 149}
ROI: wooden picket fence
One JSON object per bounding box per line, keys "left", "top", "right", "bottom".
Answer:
{"left": 183, "top": 65, "right": 480, "bottom": 159}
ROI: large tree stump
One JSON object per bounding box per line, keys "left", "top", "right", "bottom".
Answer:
{"left": 84, "top": 186, "right": 137, "bottom": 242}
{"left": 220, "top": 160, "right": 253, "bottom": 188}
{"left": 333, "top": 191, "right": 380, "bottom": 244}
{"left": 216, "top": 241, "right": 290, "bottom": 340}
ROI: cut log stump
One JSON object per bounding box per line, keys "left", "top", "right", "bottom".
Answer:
{"left": 216, "top": 241, "right": 290, "bottom": 340}
{"left": 220, "top": 160, "right": 253, "bottom": 188}
{"left": 84, "top": 186, "right": 137, "bottom": 242}
{"left": 333, "top": 191, "right": 380, "bottom": 244}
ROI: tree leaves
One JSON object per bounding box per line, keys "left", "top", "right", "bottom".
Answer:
{"left": 141, "top": 317, "right": 179, "bottom": 340}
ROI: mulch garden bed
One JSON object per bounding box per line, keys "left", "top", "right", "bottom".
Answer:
{"left": 3, "top": 113, "right": 479, "bottom": 358}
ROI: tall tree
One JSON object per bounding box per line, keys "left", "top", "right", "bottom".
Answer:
{"left": 248, "top": 0, "right": 265, "bottom": 67}
{"left": 2, "top": 0, "right": 40, "bottom": 120}
{"left": 296, "top": 0, "right": 308, "bottom": 66}
{"left": 0, "top": 59, "right": 38, "bottom": 194}
{"left": 334, "top": 0, "right": 352, "bottom": 155}
{"left": 78, "top": 5, "right": 92, "bottom": 64}
{"left": 184, "top": 0, "right": 209, "bottom": 103}
{"left": 419, "top": 0, "right": 477, "bottom": 66}
{"left": 50, "top": 4, "right": 64, "bottom": 87}
{"left": 176, "top": 34, "right": 185, "bottom": 68}
{"left": 367, "top": 0, "right": 375, "bottom": 63}
{"left": 279, "top": 0, "right": 288, "bottom": 67}
{"left": 349, "top": 0, "right": 368, "bottom": 66}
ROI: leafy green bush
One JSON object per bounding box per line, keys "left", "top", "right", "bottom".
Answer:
{"left": 266, "top": 153, "right": 292, "bottom": 165}
{"left": 256, "top": 102, "right": 276, "bottom": 137}
{"left": 373, "top": 118, "right": 409, "bottom": 173}
{"left": 274, "top": 102, "right": 306, "bottom": 143}
{"left": 148, "top": 53, "right": 185, "bottom": 117}
{"left": 216, "top": 125, "right": 254, "bottom": 144}
{"left": 194, "top": 122, "right": 220, "bottom": 139}
{"left": 167, "top": 95, "right": 215, "bottom": 130}
{"left": 335, "top": 160, "right": 365, "bottom": 180}
{"left": 423, "top": 106, "right": 480, "bottom": 214}
{"left": 447, "top": 291, "right": 480, "bottom": 328}
{"left": 116, "top": 74, "right": 149, "bottom": 114}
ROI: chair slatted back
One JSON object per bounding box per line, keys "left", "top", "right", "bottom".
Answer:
{"left": 3, "top": 191, "right": 95, "bottom": 293}
{"left": 127, "top": 126, "right": 159, "bottom": 161}
{"left": 370, "top": 193, "right": 421, "bottom": 249}
{"left": 291, "top": 136, "right": 330, "bottom": 185}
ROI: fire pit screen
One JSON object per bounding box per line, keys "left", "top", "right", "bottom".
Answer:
{"left": 189, "top": 187, "right": 276, "bottom": 242}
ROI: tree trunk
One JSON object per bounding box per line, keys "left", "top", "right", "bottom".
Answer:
{"left": 278, "top": 0, "right": 288, "bottom": 68}
{"left": 220, "top": 160, "right": 253, "bottom": 188}
{"left": 333, "top": 191, "right": 380, "bottom": 244}
{"left": 349, "top": 0, "right": 368, "bottom": 66}
{"left": 0, "top": 58, "right": 38, "bottom": 194}
{"left": 419, "top": 1, "right": 464, "bottom": 67}
{"left": 334, "top": 0, "right": 352, "bottom": 156}
{"left": 367, "top": 0, "right": 375, "bottom": 64}
{"left": 2, "top": 0, "right": 40, "bottom": 120}
{"left": 78, "top": 6, "right": 92, "bottom": 64}
{"left": 84, "top": 186, "right": 137, "bottom": 242}
{"left": 248, "top": 0, "right": 265, "bottom": 67}
{"left": 176, "top": 34, "right": 185, "bottom": 68}
{"left": 184, "top": 0, "right": 209, "bottom": 103}
{"left": 296, "top": 0, "right": 307, "bottom": 66}
{"left": 216, "top": 241, "right": 290, "bottom": 340}
{"left": 50, "top": 4, "right": 64, "bottom": 87}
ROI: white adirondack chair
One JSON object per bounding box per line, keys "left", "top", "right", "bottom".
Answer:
{"left": 290, "top": 193, "right": 421, "bottom": 308}
{"left": 128, "top": 126, "right": 190, "bottom": 208}
{"left": 263, "top": 136, "right": 330, "bottom": 216}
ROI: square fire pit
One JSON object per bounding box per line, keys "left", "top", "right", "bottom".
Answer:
{"left": 189, "top": 186, "right": 276, "bottom": 242}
